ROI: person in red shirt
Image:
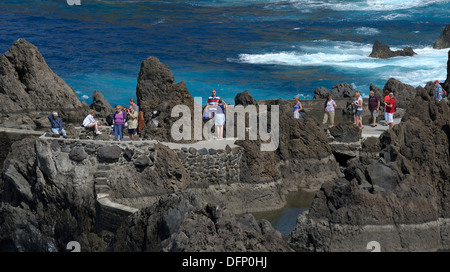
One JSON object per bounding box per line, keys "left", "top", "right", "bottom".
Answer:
{"left": 382, "top": 90, "right": 390, "bottom": 126}
{"left": 384, "top": 92, "right": 396, "bottom": 129}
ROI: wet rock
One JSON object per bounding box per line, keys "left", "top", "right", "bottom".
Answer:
{"left": 369, "top": 40, "right": 416, "bottom": 58}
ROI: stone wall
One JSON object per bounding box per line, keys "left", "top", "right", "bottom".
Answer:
{"left": 35, "top": 133, "right": 285, "bottom": 215}
{"left": 173, "top": 146, "right": 242, "bottom": 185}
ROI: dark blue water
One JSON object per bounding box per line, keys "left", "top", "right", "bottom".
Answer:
{"left": 1, "top": 0, "right": 449, "bottom": 107}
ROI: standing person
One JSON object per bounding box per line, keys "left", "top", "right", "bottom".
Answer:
{"left": 385, "top": 92, "right": 396, "bottom": 129}
{"left": 382, "top": 90, "right": 390, "bottom": 126}
{"left": 352, "top": 91, "right": 364, "bottom": 129}
{"left": 322, "top": 94, "right": 337, "bottom": 127}
{"left": 293, "top": 96, "right": 302, "bottom": 119}
{"left": 434, "top": 80, "right": 443, "bottom": 101}
{"left": 367, "top": 91, "right": 380, "bottom": 127}
{"left": 205, "top": 90, "right": 220, "bottom": 119}
{"left": 129, "top": 98, "right": 139, "bottom": 114}
{"left": 215, "top": 99, "right": 227, "bottom": 139}
{"left": 82, "top": 109, "right": 102, "bottom": 135}
{"left": 48, "top": 111, "right": 67, "bottom": 137}
{"left": 113, "top": 105, "right": 126, "bottom": 140}
{"left": 127, "top": 105, "right": 138, "bottom": 140}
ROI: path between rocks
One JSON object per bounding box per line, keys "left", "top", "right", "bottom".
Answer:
{"left": 361, "top": 118, "right": 401, "bottom": 139}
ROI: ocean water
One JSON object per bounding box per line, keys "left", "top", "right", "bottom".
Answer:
{"left": 0, "top": 0, "right": 449, "bottom": 108}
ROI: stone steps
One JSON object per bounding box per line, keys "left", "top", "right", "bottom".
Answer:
{"left": 93, "top": 163, "right": 139, "bottom": 232}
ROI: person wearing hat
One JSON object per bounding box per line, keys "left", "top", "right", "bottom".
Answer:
{"left": 434, "top": 80, "right": 443, "bottom": 101}
{"left": 48, "top": 111, "right": 67, "bottom": 137}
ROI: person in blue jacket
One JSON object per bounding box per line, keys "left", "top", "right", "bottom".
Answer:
{"left": 48, "top": 111, "right": 67, "bottom": 137}
{"left": 435, "top": 80, "right": 443, "bottom": 101}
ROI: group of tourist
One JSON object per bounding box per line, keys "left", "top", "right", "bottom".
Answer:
{"left": 48, "top": 81, "right": 446, "bottom": 139}
{"left": 292, "top": 80, "right": 446, "bottom": 130}
{"left": 49, "top": 98, "right": 139, "bottom": 140}
{"left": 297, "top": 90, "right": 397, "bottom": 130}
{"left": 107, "top": 98, "right": 139, "bottom": 140}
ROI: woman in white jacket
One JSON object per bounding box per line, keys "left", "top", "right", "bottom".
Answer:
{"left": 82, "top": 109, "right": 102, "bottom": 135}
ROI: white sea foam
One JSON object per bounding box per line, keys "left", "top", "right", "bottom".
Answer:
{"left": 232, "top": 40, "right": 448, "bottom": 87}
{"left": 354, "top": 27, "right": 380, "bottom": 35}
{"left": 177, "top": 0, "right": 446, "bottom": 10}
{"left": 285, "top": 0, "right": 448, "bottom": 11}
{"left": 380, "top": 13, "right": 412, "bottom": 20}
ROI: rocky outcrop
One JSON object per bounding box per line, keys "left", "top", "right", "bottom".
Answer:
{"left": 0, "top": 138, "right": 99, "bottom": 251}
{"left": 90, "top": 90, "right": 114, "bottom": 118}
{"left": 288, "top": 89, "right": 450, "bottom": 252}
{"left": 330, "top": 82, "right": 358, "bottom": 99}
{"left": 113, "top": 193, "right": 292, "bottom": 252}
{"left": 369, "top": 40, "right": 416, "bottom": 58}
{"left": 313, "top": 87, "right": 330, "bottom": 99}
{"left": 235, "top": 90, "right": 257, "bottom": 106}
{"left": 0, "top": 39, "right": 87, "bottom": 130}
{"left": 233, "top": 98, "right": 342, "bottom": 192}
{"left": 433, "top": 25, "right": 450, "bottom": 49}
{"left": 382, "top": 78, "right": 416, "bottom": 109}
{"left": 136, "top": 56, "right": 195, "bottom": 142}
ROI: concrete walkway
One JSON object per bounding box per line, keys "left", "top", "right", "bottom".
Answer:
{"left": 361, "top": 118, "right": 401, "bottom": 139}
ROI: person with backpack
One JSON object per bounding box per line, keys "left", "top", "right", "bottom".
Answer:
{"left": 434, "top": 80, "right": 444, "bottom": 101}
{"left": 113, "top": 105, "right": 126, "bottom": 140}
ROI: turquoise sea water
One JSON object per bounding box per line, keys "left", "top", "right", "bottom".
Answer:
{"left": 0, "top": 0, "right": 449, "bottom": 107}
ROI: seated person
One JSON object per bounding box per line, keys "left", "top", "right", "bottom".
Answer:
{"left": 82, "top": 109, "right": 102, "bottom": 135}
{"left": 48, "top": 111, "right": 67, "bottom": 137}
